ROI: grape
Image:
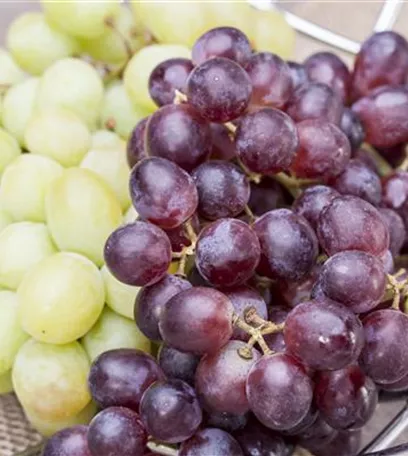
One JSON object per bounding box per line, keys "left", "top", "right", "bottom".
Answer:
{"left": 235, "top": 108, "right": 298, "bottom": 174}
{"left": 129, "top": 157, "right": 198, "bottom": 229}
{"left": 91, "top": 130, "right": 124, "bottom": 150}
{"left": 12, "top": 340, "right": 91, "bottom": 420}
{"left": 297, "top": 415, "right": 338, "bottom": 452}
{"left": 351, "top": 31, "right": 408, "bottom": 100}
{"left": 158, "top": 344, "right": 200, "bottom": 385}
{"left": 195, "top": 219, "right": 260, "bottom": 287}
{"left": 264, "top": 306, "right": 290, "bottom": 353}
{"left": 0, "top": 48, "right": 25, "bottom": 88}
{"left": 149, "top": 58, "right": 194, "bottom": 107}
{"left": 140, "top": 379, "right": 202, "bottom": 443}
{"left": 0, "top": 127, "right": 21, "bottom": 175}
{"left": 18, "top": 252, "right": 104, "bottom": 344}
{"left": 313, "top": 430, "right": 362, "bottom": 456}
{"left": 287, "top": 61, "right": 309, "bottom": 90}
{"left": 248, "top": 178, "right": 288, "bottom": 216}
{"left": 317, "top": 251, "right": 386, "bottom": 313}
{"left": 284, "top": 299, "right": 364, "bottom": 370}
{"left": 317, "top": 195, "right": 390, "bottom": 256}
{"left": 286, "top": 83, "right": 343, "bottom": 125}
{"left": 290, "top": 119, "right": 351, "bottom": 179}
{"left": 283, "top": 405, "right": 319, "bottom": 436}
{"left": 0, "top": 370, "right": 13, "bottom": 395}
{"left": 104, "top": 221, "right": 171, "bottom": 287}
{"left": 186, "top": 57, "right": 252, "bottom": 123}
{"left": 379, "top": 371, "right": 408, "bottom": 393}
{"left": 340, "top": 108, "right": 365, "bottom": 152}
{"left": 46, "top": 168, "right": 122, "bottom": 266}
{"left": 127, "top": 117, "right": 148, "bottom": 168}
{"left": 87, "top": 407, "right": 147, "bottom": 456}
{"left": 360, "top": 309, "right": 408, "bottom": 384}
{"left": 381, "top": 249, "right": 394, "bottom": 274}
{"left": 0, "top": 211, "right": 12, "bottom": 235}
{"left": 159, "top": 287, "right": 233, "bottom": 355}
{"left": 246, "top": 353, "right": 313, "bottom": 431}
{"left": 205, "top": 412, "right": 247, "bottom": 433}
{"left": 354, "top": 147, "right": 380, "bottom": 173}
{"left": 315, "top": 365, "right": 378, "bottom": 430}
{"left": 209, "top": 123, "right": 236, "bottom": 160}
{"left": 0, "top": 222, "right": 57, "bottom": 290}
{"left": 135, "top": 274, "right": 192, "bottom": 341}
{"left": 145, "top": 104, "right": 211, "bottom": 172}
{"left": 43, "top": 425, "right": 91, "bottom": 456}
{"left": 179, "top": 428, "right": 244, "bottom": 456}
{"left": 382, "top": 170, "right": 408, "bottom": 211}
{"left": 253, "top": 209, "right": 318, "bottom": 282}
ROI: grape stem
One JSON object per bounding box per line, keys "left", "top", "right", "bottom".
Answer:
{"left": 105, "top": 16, "right": 134, "bottom": 61}
{"left": 224, "top": 122, "right": 237, "bottom": 134}
{"left": 236, "top": 157, "right": 262, "bottom": 184}
{"left": 174, "top": 89, "right": 188, "bottom": 105}
{"left": 386, "top": 271, "right": 408, "bottom": 310}
{"left": 398, "top": 147, "right": 408, "bottom": 171}
{"left": 244, "top": 204, "right": 256, "bottom": 223}
{"left": 362, "top": 144, "right": 393, "bottom": 177}
{"left": 147, "top": 440, "right": 178, "bottom": 456}
{"left": 174, "top": 219, "right": 198, "bottom": 276}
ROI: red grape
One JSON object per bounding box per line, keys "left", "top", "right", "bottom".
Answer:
{"left": 283, "top": 406, "right": 319, "bottom": 436}
{"left": 127, "top": 117, "right": 148, "bottom": 168}
{"left": 379, "top": 371, "right": 408, "bottom": 393}
{"left": 248, "top": 178, "right": 289, "bottom": 216}
{"left": 158, "top": 344, "right": 200, "bottom": 386}
{"left": 296, "top": 415, "right": 338, "bottom": 453}
{"left": 287, "top": 61, "right": 309, "bottom": 90}
{"left": 205, "top": 412, "right": 247, "bottom": 433}
{"left": 43, "top": 426, "right": 91, "bottom": 456}
{"left": 264, "top": 306, "right": 290, "bottom": 353}
{"left": 382, "top": 170, "right": 408, "bottom": 211}
{"left": 209, "top": 123, "right": 236, "bottom": 160}
{"left": 340, "top": 108, "right": 365, "bottom": 152}
{"left": 179, "top": 428, "right": 243, "bottom": 456}
{"left": 380, "top": 249, "right": 394, "bottom": 274}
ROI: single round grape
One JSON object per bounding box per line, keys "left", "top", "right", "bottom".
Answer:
{"left": 195, "top": 219, "right": 260, "bottom": 287}
{"left": 43, "top": 425, "right": 91, "bottom": 456}
{"left": 88, "top": 348, "right": 165, "bottom": 411}
{"left": 205, "top": 412, "right": 247, "bottom": 433}
{"left": 130, "top": 157, "right": 198, "bottom": 229}
{"left": 149, "top": 58, "right": 194, "bottom": 107}
{"left": 264, "top": 306, "right": 290, "bottom": 353}
{"left": 135, "top": 274, "right": 192, "bottom": 341}
{"left": 192, "top": 161, "right": 250, "bottom": 220}
{"left": 87, "top": 407, "right": 147, "bottom": 456}
{"left": 360, "top": 309, "right": 408, "bottom": 384}
{"left": 248, "top": 178, "right": 289, "bottom": 217}
{"left": 287, "top": 61, "right": 309, "bottom": 90}
{"left": 317, "top": 195, "right": 390, "bottom": 257}
{"left": 179, "top": 428, "right": 244, "bottom": 456}
{"left": 284, "top": 299, "right": 364, "bottom": 371}
{"left": 246, "top": 353, "right": 313, "bottom": 431}
{"left": 186, "top": 57, "right": 252, "bottom": 122}
{"left": 297, "top": 415, "right": 338, "bottom": 453}
{"left": 209, "top": 123, "right": 236, "bottom": 160}
{"left": 340, "top": 108, "right": 365, "bottom": 152}
{"left": 286, "top": 82, "right": 343, "bottom": 125}
{"left": 158, "top": 344, "right": 200, "bottom": 385}
{"left": 235, "top": 108, "right": 299, "bottom": 174}
{"left": 253, "top": 209, "right": 318, "bottom": 282}
{"left": 145, "top": 104, "right": 211, "bottom": 172}
{"left": 159, "top": 287, "right": 233, "bottom": 355}
{"left": 290, "top": 119, "right": 351, "bottom": 179}
{"left": 127, "top": 117, "right": 148, "bottom": 169}
{"left": 140, "top": 379, "right": 202, "bottom": 443}
{"left": 379, "top": 371, "right": 408, "bottom": 393}
{"left": 313, "top": 430, "right": 362, "bottom": 456}
{"left": 315, "top": 365, "right": 378, "bottom": 430}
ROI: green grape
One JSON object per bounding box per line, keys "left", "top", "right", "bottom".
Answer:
{"left": 35, "top": 58, "right": 104, "bottom": 130}
{"left": 123, "top": 205, "right": 138, "bottom": 225}
{"left": 45, "top": 169, "right": 122, "bottom": 266}
{"left": 101, "top": 265, "right": 141, "bottom": 319}
{"left": 0, "top": 209, "right": 12, "bottom": 234}
{"left": 12, "top": 339, "right": 91, "bottom": 420}
{"left": 0, "top": 370, "right": 13, "bottom": 395}
{"left": 0, "top": 48, "right": 25, "bottom": 93}
{"left": 124, "top": 44, "right": 190, "bottom": 111}
{"left": 0, "top": 291, "right": 29, "bottom": 375}
{"left": 41, "top": 0, "right": 120, "bottom": 39}
{"left": 206, "top": 2, "right": 254, "bottom": 38}
{"left": 0, "top": 93, "right": 3, "bottom": 126}
{"left": 18, "top": 252, "right": 105, "bottom": 344}
{"left": 91, "top": 129, "right": 124, "bottom": 150}
{"left": 25, "top": 109, "right": 91, "bottom": 167}
{"left": 0, "top": 222, "right": 57, "bottom": 290}
{"left": 7, "top": 12, "right": 79, "bottom": 76}
{"left": 0, "top": 127, "right": 21, "bottom": 175}
{"left": 0, "top": 154, "right": 63, "bottom": 223}
{"left": 2, "top": 78, "right": 39, "bottom": 146}
{"left": 82, "top": 307, "right": 151, "bottom": 361}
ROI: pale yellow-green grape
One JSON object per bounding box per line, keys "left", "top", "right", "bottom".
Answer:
{"left": 25, "top": 109, "right": 91, "bottom": 167}
{"left": 2, "top": 78, "right": 39, "bottom": 146}
{"left": 206, "top": 2, "right": 255, "bottom": 39}
{"left": 0, "top": 291, "right": 29, "bottom": 375}
{"left": 41, "top": 0, "right": 120, "bottom": 39}
{"left": 0, "top": 370, "right": 13, "bottom": 395}
{"left": 0, "top": 48, "right": 25, "bottom": 93}
{"left": 101, "top": 265, "right": 141, "bottom": 319}
{"left": 0, "top": 222, "right": 57, "bottom": 290}
{"left": 18, "top": 252, "right": 105, "bottom": 344}
{"left": 45, "top": 169, "right": 122, "bottom": 266}
{"left": 0, "top": 127, "right": 21, "bottom": 175}
{"left": 91, "top": 129, "right": 124, "bottom": 150}
{"left": 0, "top": 93, "right": 3, "bottom": 126}
{"left": 12, "top": 339, "right": 91, "bottom": 420}
{"left": 123, "top": 205, "right": 138, "bottom": 225}
{"left": 0, "top": 154, "right": 63, "bottom": 223}
{"left": 7, "top": 13, "right": 79, "bottom": 76}
{"left": 82, "top": 307, "right": 151, "bottom": 361}
{"left": 0, "top": 209, "right": 12, "bottom": 233}
{"left": 35, "top": 58, "right": 104, "bottom": 130}
{"left": 101, "top": 80, "right": 151, "bottom": 139}
{"left": 124, "top": 44, "right": 190, "bottom": 111}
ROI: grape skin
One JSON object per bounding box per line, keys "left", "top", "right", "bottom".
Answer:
{"left": 42, "top": 425, "right": 91, "bottom": 456}
{"left": 158, "top": 344, "right": 200, "bottom": 386}
{"left": 287, "top": 61, "right": 309, "bottom": 90}
{"left": 127, "top": 117, "right": 148, "bottom": 169}
{"left": 379, "top": 208, "right": 406, "bottom": 256}
{"left": 179, "top": 428, "right": 244, "bottom": 456}
{"left": 340, "top": 108, "right": 365, "bottom": 152}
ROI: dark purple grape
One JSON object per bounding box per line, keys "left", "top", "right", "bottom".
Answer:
{"left": 148, "top": 58, "right": 194, "bottom": 107}
{"left": 158, "top": 344, "right": 200, "bottom": 385}
{"left": 104, "top": 221, "right": 171, "bottom": 287}
{"left": 297, "top": 415, "right": 338, "bottom": 453}
{"left": 209, "top": 123, "right": 236, "bottom": 160}
{"left": 145, "top": 104, "right": 211, "bottom": 172}
{"left": 284, "top": 299, "right": 364, "bottom": 371}
{"left": 192, "top": 27, "right": 252, "bottom": 67}
{"left": 235, "top": 108, "right": 299, "bottom": 174}
{"left": 140, "top": 379, "right": 202, "bottom": 443}
{"left": 264, "top": 306, "right": 290, "bottom": 353}
{"left": 382, "top": 170, "right": 408, "bottom": 212}
{"left": 127, "top": 117, "right": 148, "bottom": 168}
{"left": 283, "top": 406, "right": 319, "bottom": 436}
{"left": 286, "top": 82, "right": 343, "bottom": 125}
{"left": 195, "top": 218, "right": 260, "bottom": 287}
{"left": 88, "top": 348, "right": 165, "bottom": 411}
{"left": 135, "top": 274, "right": 192, "bottom": 341}
{"left": 192, "top": 161, "right": 250, "bottom": 220}
{"left": 245, "top": 52, "right": 293, "bottom": 110}
{"left": 246, "top": 353, "right": 313, "bottom": 431}
{"left": 291, "top": 119, "right": 351, "bottom": 179}
{"left": 360, "top": 309, "right": 408, "bottom": 384}
{"left": 87, "top": 407, "right": 147, "bottom": 456}
{"left": 179, "top": 428, "right": 244, "bottom": 456}
{"left": 159, "top": 287, "right": 233, "bottom": 355}
{"left": 351, "top": 31, "right": 408, "bottom": 100}
{"left": 196, "top": 341, "right": 261, "bottom": 415}
{"left": 318, "top": 195, "right": 390, "bottom": 257}
{"left": 248, "top": 178, "right": 289, "bottom": 217}
{"left": 205, "top": 412, "right": 247, "bottom": 433}
{"left": 186, "top": 57, "right": 252, "bottom": 122}
{"left": 43, "top": 425, "right": 91, "bottom": 456}
{"left": 313, "top": 430, "right": 362, "bottom": 456}
{"left": 253, "top": 209, "right": 318, "bottom": 282}
{"left": 379, "top": 371, "right": 408, "bottom": 392}
{"left": 287, "top": 61, "right": 309, "bottom": 90}
{"left": 129, "top": 157, "right": 198, "bottom": 229}
{"left": 163, "top": 214, "right": 200, "bottom": 253}
{"left": 340, "top": 109, "right": 365, "bottom": 152}
{"left": 380, "top": 249, "right": 394, "bottom": 274}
